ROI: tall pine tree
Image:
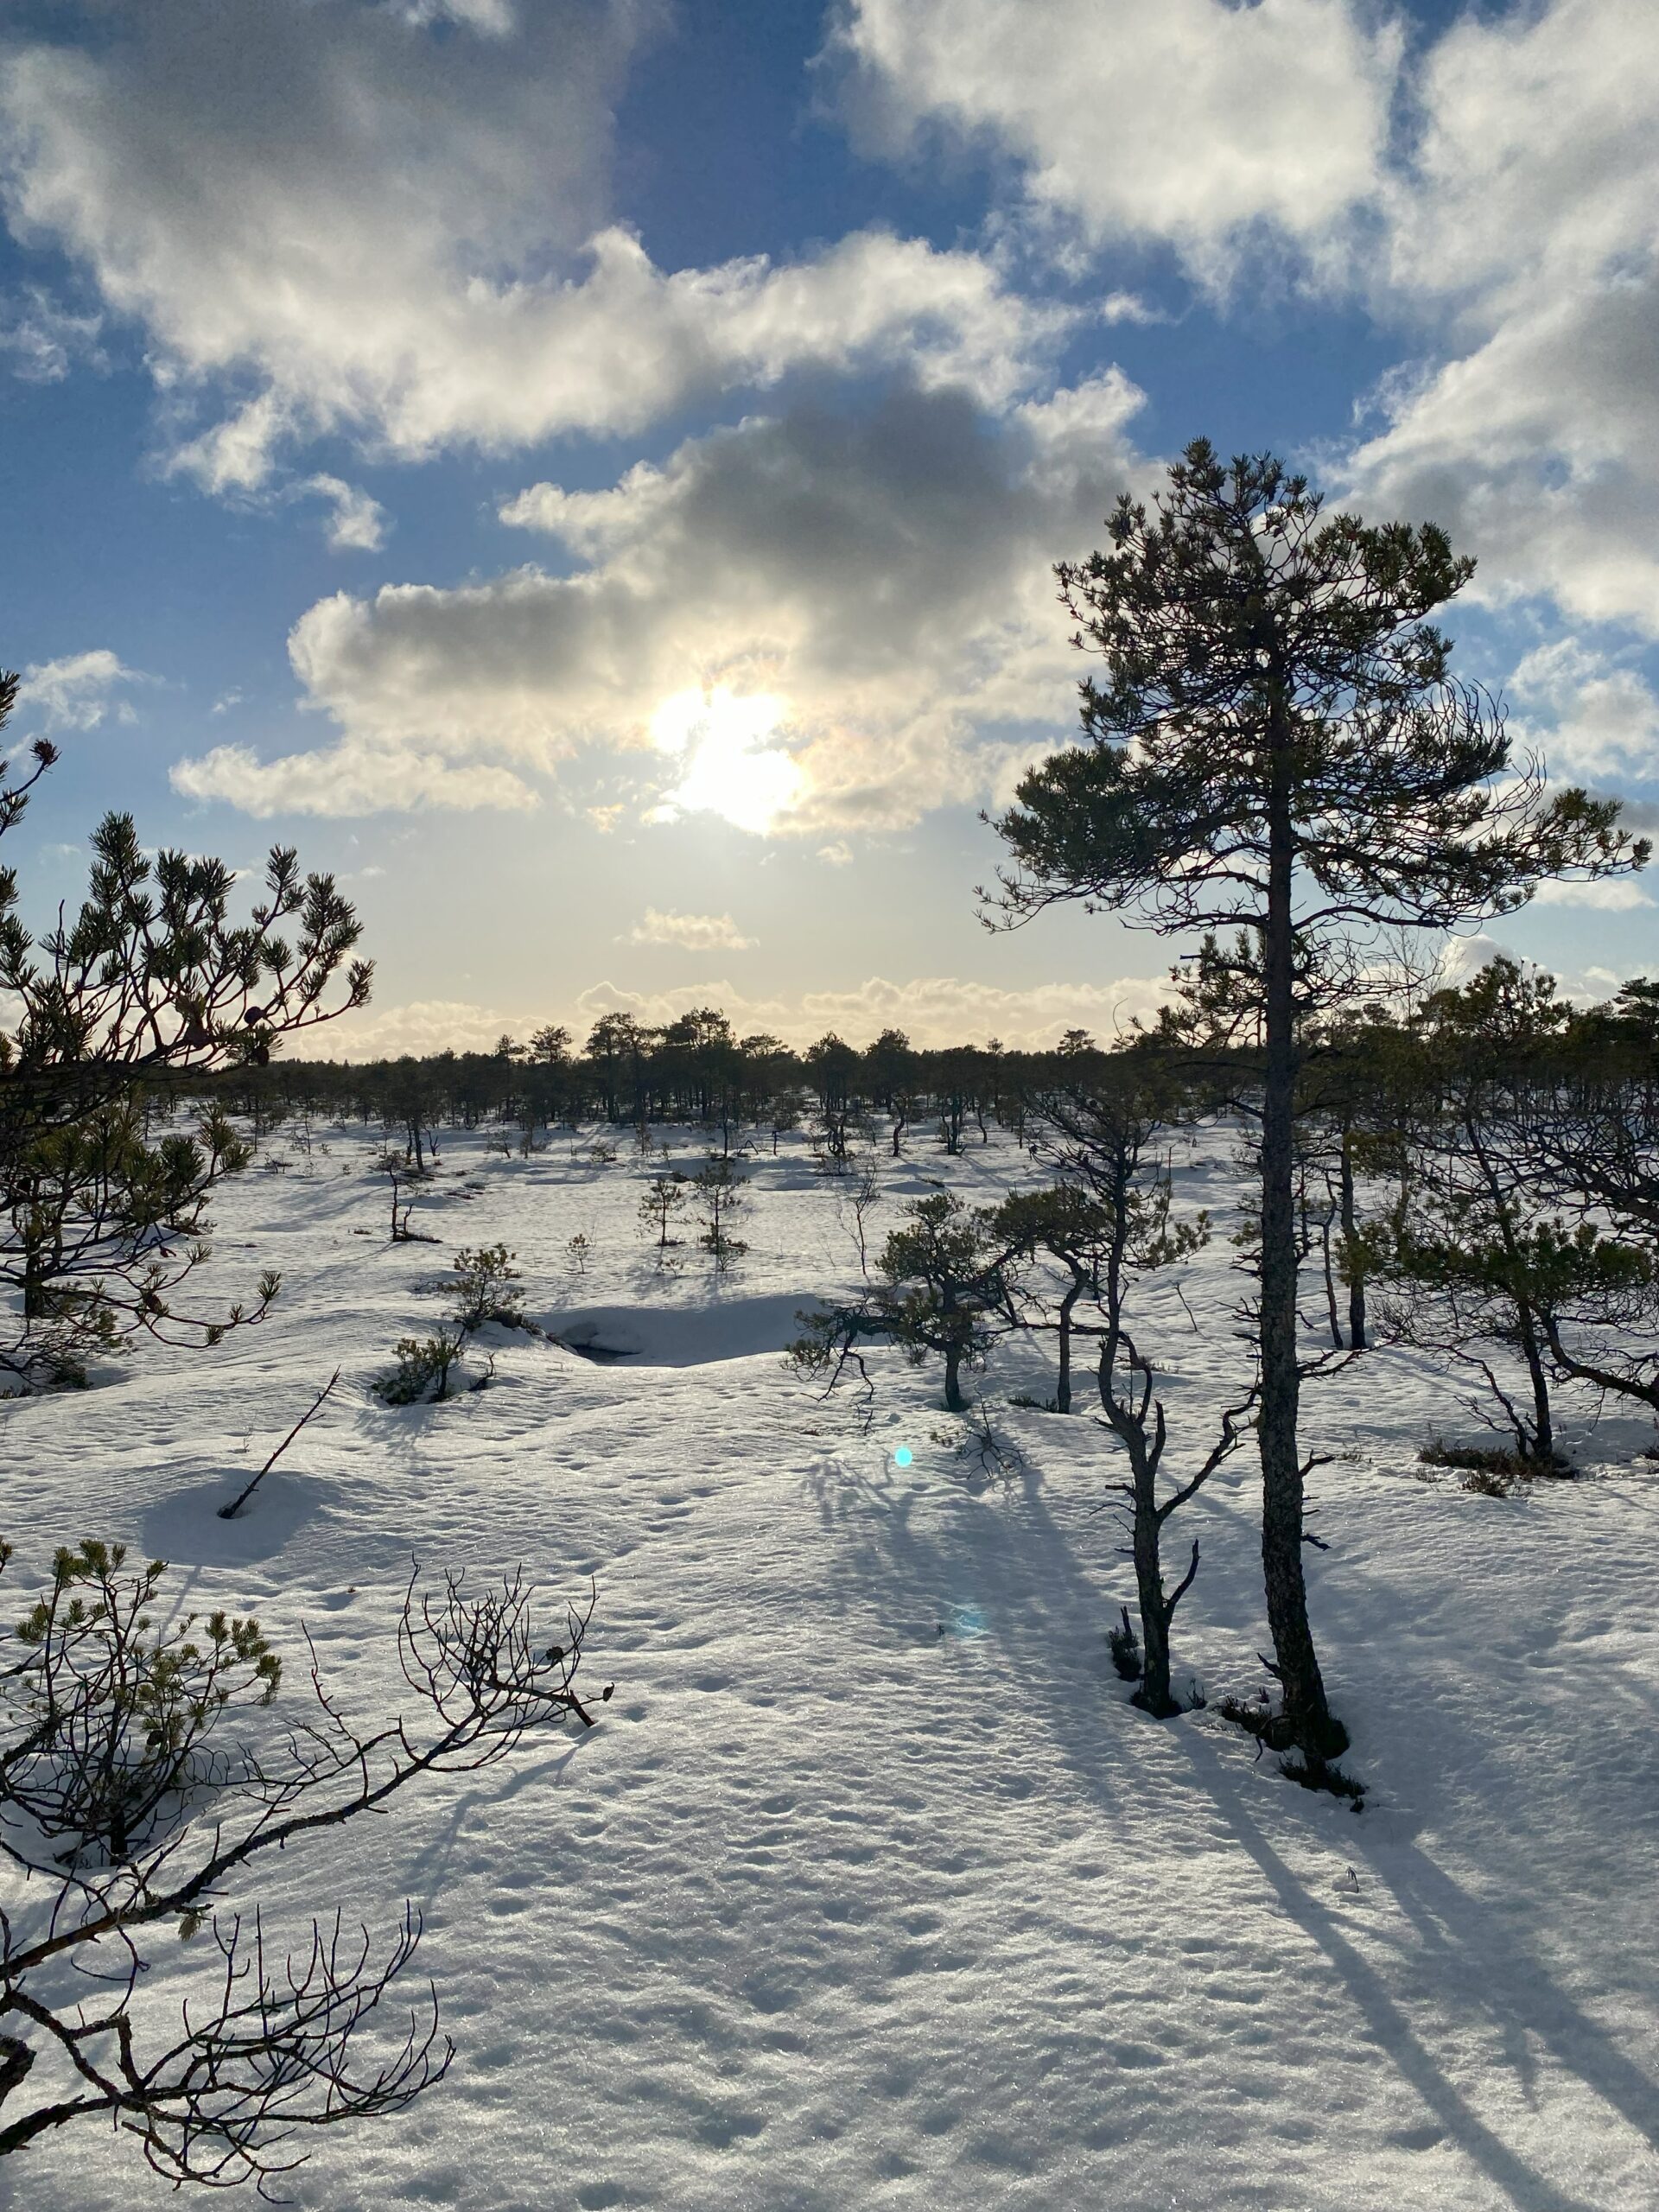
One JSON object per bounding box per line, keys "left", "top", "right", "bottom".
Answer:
{"left": 988, "top": 441, "right": 1643, "bottom": 1756}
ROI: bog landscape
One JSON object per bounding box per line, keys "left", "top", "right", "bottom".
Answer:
{"left": 2, "top": 5, "right": 1656, "bottom": 2209}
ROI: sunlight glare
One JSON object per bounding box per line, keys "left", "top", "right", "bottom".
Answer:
{"left": 650, "top": 685, "right": 803, "bottom": 835}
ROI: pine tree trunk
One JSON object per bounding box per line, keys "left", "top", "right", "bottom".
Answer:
{"left": 1056, "top": 1279, "right": 1078, "bottom": 1414}
{"left": 1259, "top": 756, "right": 1341, "bottom": 1756}
{"left": 1517, "top": 1305, "right": 1554, "bottom": 1460}
{"left": 1132, "top": 1491, "right": 1175, "bottom": 1718}
{"left": 1320, "top": 1214, "right": 1343, "bottom": 1348}
{"left": 1339, "top": 1129, "right": 1366, "bottom": 1351}
{"left": 944, "top": 1344, "right": 965, "bottom": 1413}
{"left": 22, "top": 1237, "right": 48, "bottom": 1323}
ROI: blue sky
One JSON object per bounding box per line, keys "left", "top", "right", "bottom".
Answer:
{"left": 2, "top": 0, "right": 1655, "bottom": 1052}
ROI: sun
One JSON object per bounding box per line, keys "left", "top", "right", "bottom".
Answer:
{"left": 650, "top": 685, "right": 803, "bottom": 835}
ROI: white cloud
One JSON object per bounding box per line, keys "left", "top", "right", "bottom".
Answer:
{"left": 1433, "top": 931, "right": 1639, "bottom": 1007}
{"left": 1529, "top": 877, "right": 1654, "bottom": 912}
{"left": 830, "top": 0, "right": 1659, "bottom": 652}
{"left": 1507, "top": 639, "right": 1659, "bottom": 784}
{"left": 625, "top": 908, "right": 757, "bottom": 952}
{"left": 1345, "top": 277, "right": 1659, "bottom": 633}
{"left": 1344, "top": 0, "right": 1659, "bottom": 633}
{"left": 322, "top": 997, "right": 518, "bottom": 1059}
{"left": 170, "top": 742, "right": 535, "bottom": 817}
{"left": 794, "top": 972, "right": 1177, "bottom": 1050}
{"left": 302, "top": 475, "right": 389, "bottom": 554}
{"left": 16, "top": 648, "right": 142, "bottom": 730}
{"left": 9, "top": 0, "right": 1656, "bottom": 682}
{"left": 833, "top": 0, "right": 1399, "bottom": 288}
{"left": 1380, "top": 0, "right": 1656, "bottom": 309}
{"left": 1100, "top": 292, "right": 1163, "bottom": 327}
{"left": 830, "top": 2, "right": 1659, "bottom": 645}
{"left": 0, "top": 3, "right": 1068, "bottom": 487}
{"left": 318, "top": 965, "right": 1183, "bottom": 1058}
{"left": 169, "top": 372, "right": 1147, "bottom": 825}
{"left": 396, "top": 0, "right": 519, "bottom": 31}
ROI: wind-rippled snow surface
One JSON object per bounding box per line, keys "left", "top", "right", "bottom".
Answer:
{"left": 6, "top": 1122, "right": 1658, "bottom": 2210}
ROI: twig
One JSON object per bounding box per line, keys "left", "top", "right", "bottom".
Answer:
{"left": 219, "top": 1371, "right": 342, "bottom": 1520}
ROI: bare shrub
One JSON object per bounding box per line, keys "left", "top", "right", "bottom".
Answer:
{"left": 0, "top": 1541, "right": 608, "bottom": 2183}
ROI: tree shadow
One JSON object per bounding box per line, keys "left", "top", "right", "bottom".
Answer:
{"left": 1168, "top": 1726, "right": 1656, "bottom": 2212}
{"left": 801, "top": 1429, "right": 1658, "bottom": 2211}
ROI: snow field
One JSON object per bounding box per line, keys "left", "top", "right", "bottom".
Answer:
{"left": 4, "top": 1119, "right": 1658, "bottom": 2211}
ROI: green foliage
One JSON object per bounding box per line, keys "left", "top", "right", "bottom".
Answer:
{"left": 0, "top": 669, "right": 369, "bottom": 1389}
{"left": 1376, "top": 1207, "right": 1649, "bottom": 1316}
{"left": 376, "top": 1331, "right": 466, "bottom": 1406}
{"left": 992, "top": 438, "right": 1643, "bottom": 964}
{"left": 691, "top": 1154, "right": 748, "bottom": 1267}
{"left": 1106, "top": 1605, "right": 1142, "bottom": 1682}
{"left": 3, "top": 1538, "right": 279, "bottom": 1863}
{"left": 639, "top": 1171, "right": 688, "bottom": 1254}
{"left": 990, "top": 1174, "right": 1205, "bottom": 1282}
{"left": 791, "top": 1191, "right": 1014, "bottom": 1413}
{"left": 448, "top": 1243, "right": 525, "bottom": 1332}
{"left": 879, "top": 1194, "right": 1004, "bottom": 1389}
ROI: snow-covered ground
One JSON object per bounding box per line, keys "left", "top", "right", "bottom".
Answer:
{"left": 5, "top": 1118, "right": 1658, "bottom": 2212}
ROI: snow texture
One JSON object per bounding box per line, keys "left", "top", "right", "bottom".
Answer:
{"left": 4, "top": 1118, "right": 1657, "bottom": 2210}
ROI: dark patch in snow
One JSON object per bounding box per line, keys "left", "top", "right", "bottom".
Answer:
{"left": 545, "top": 1294, "right": 818, "bottom": 1367}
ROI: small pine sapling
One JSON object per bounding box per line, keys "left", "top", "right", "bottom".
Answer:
{"left": 639, "top": 1173, "right": 688, "bottom": 1256}
{"left": 448, "top": 1243, "right": 527, "bottom": 1332}
{"left": 1106, "top": 1605, "right": 1142, "bottom": 1682}
{"left": 842, "top": 1151, "right": 883, "bottom": 1280}
{"left": 377, "top": 1154, "right": 437, "bottom": 1244}
{"left": 791, "top": 1192, "right": 1015, "bottom": 1415}
{"left": 692, "top": 1155, "right": 749, "bottom": 1271}
{"left": 4, "top": 1540, "right": 281, "bottom": 1863}
{"left": 377, "top": 1329, "right": 466, "bottom": 1405}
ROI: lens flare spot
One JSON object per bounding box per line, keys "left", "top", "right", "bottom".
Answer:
{"left": 893, "top": 1446, "right": 913, "bottom": 1466}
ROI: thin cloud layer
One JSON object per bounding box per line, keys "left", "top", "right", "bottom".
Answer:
{"left": 172, "top": 372, "right": 1149, "bottom": 826}
{"left": 1529, "top": 878, "right": 1653, "bottom": 912}
{"left": 0, "top": 285, "right": 103, "bottom": 382}
{"left": 327, "top": 968, "right": 1177, "bottom": 1058}
{"left": 626, "top": 909, "right": 757, "bottom": 952}
{"left": 302, "top": 476, "right": 389, "bottom": 555}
